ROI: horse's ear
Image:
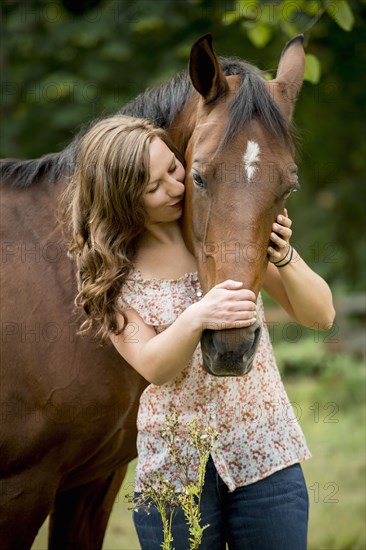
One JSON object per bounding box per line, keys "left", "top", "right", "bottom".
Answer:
{"left": 189, "top": 33, "right": 228, "bottom": 103}
{"left": 272, "top": 34, "right": 305, "bottom": 119}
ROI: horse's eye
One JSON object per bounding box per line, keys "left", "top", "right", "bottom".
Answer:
{"left": 283, "top": 184, "right": 299, "bottom": 199}
{"left": 192, "top": 172, "right": 206, "bottom": 189}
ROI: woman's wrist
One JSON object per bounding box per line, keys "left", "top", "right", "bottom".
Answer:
{"left": 184, "top": 302, "right": 205, "bottom": 335}
{"left": 273, "top": 245, "right": 293, "bottom": 268}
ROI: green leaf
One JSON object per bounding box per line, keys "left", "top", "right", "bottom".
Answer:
{"left": 327, "top": 1, "right": 354, "bottom": 31}
{"left": 222, "top": 0, "right": 257, "bottom": 25}
{"left": 280, "top": 18, "right": 299, "bottom": 39}
{"left": 246, "top": 23, "right": 272, "bottom": 49}
{"left": 185, "top": 485, "right": 199, "bottom": 497}
{"left": 304, "top": 1, "right": 323, "bottom": 16}
{"left": 304, "top": 53, "right": 321, "bottom": 84}
{"left": 131, "top": 16, "right": 165, "bottom": 33}
{"left": 280, "top": 0, "right": 305, "bottom": 19}
{"left": 236, "top": 0, "right": 260, "bottom": 19}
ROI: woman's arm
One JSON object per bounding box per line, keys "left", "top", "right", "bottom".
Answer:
{"left": 263, "top": 209, "right": 336, "bottom": 330}
{"left": 110, "top": 280, "right": 257, "bottom": 385}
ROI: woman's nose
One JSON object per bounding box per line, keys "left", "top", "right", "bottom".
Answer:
{"left": 167, "top": 178, "right": 185, "bottom": 196}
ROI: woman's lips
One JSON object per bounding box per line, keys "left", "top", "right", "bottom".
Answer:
{"left": 169, "top": 200, "right": 183, "bottom": 208}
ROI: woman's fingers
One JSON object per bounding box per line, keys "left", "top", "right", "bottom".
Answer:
{"left": 212, "top": 282, "right": 257, "bottom": 303}
{"left": 270, "top": 232, "right": 289, "bottom": 249}
{"left": 229, "top": 290, "right": 257, "bottom": 303}
{"left": 272, "top": 224, "right": 292, "bottom": 239}
{"left": 228, "top": 300, "right": 257, "bottom": 313}
{"left": 278, "top": 208, "right": 292, "bottom": 225}
{"left": 199, "top": 283, "right": 258, "bottom": 329}
{"left": 234, "top": 318, "right": 257, "bottom": 327}
{"left": 268, "top": 213, "right": 292, "bottom": 262}
{"left": 223, "top": 316, "right": 257, "bottom": 328}
{"left": 214, "top": 279, "right": 243, "bottom": 289}
{"left": 278, "top": 214, "right": 292, "bottom": 228}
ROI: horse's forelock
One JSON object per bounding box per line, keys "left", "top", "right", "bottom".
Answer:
{"left": 218, "top": 59, "right": 294, "bottom": 152}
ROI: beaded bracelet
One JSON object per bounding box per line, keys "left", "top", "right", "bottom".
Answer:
{"left": 275, "top": 245, "right": 294, "bottom": 268}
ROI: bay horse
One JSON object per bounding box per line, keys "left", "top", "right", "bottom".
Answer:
{"left": 0, "top": 34, "right": 305, "bottom": 549}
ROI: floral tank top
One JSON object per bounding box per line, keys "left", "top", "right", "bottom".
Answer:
{"left": 118, "top": 269, "right": 311, "bottom": 492}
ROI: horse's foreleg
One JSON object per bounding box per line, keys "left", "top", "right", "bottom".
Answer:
{"left": 0, "top": 469, "right": 58, "bottom": 550}
{"left": 48, "top": 464, "right": 128, "bottom": 550}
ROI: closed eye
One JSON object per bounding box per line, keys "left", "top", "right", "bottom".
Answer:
{"left": 146, "top": 182, "right": 160, "bottom": 193}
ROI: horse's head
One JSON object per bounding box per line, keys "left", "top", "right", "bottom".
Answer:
{"left": 182, "top": 34, "right": 305, "bottom": 376}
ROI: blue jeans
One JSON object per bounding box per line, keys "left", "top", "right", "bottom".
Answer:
{"left": 133, "top": 457, "right": 309, "bottom": 550}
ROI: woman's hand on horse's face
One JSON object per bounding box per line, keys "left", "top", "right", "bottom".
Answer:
{"left": 267, "top": 208, "right": 293, "bottom": 263}
{"left": 189, "top": 280, "right": 258, "bottom": 331}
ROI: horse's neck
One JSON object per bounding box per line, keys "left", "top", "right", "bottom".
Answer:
{"left": 166, "top": 93, "right": 198, "bottom": 155}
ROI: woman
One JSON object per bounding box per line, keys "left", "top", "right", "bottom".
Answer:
{"left": 64, "top": 114, "right": 335, "bottom": 549}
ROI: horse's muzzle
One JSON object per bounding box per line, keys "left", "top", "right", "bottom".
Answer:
{"left": 200, "top": 323, "right": 262, "bottom": 376}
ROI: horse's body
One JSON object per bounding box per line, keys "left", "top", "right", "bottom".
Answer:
{"left": 1, "top": 175, "right": 147, "bottom": 548}
{"left": 0, "top": 35, "right": 305, "bottom": 548}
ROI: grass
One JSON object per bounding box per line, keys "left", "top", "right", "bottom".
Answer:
{"left": 31, "top": 341, "right": 365, "bottom": 549}
{"left": 286, "top": 377, "right": 365, "bottom": 550}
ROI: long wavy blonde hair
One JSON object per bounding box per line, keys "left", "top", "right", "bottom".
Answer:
{"left": 61, "top": 115, "right": 184, "bottom": 344}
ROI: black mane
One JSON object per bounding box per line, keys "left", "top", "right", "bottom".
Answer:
{"left": 119, "top": 56, "right": 292, "bottom": 149}
{"left": 220, "top": 57, "right": 293, "bottom": 150}
{"left": 0, "top": 57, "right": 293, "bottom": 188}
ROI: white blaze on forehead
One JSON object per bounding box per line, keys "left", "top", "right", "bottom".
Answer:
{"left": 243, "top": 140, "right": 260, "bottom": 182}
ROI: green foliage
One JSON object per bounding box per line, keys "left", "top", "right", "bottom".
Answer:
{"left": 284, "top": 375, "right": 365, "bottom": 550}
{"left": 128, "top": 414, "right": 218, "bottom": 549}
{"left": 326, "top": 0, "right": 355, "bottom": 31}
{"left": 304, "top": 53, "right": 321, "bottom": 83}
{"left": 274, "top": 337, "right": 365, "bottom": 409}
{"left": 223, "top": 0, "right": 355, "bottom": 70}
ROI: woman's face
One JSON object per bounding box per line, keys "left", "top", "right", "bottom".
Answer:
{"left": 143, "top": 137, "right": 185, "bottom": 224}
